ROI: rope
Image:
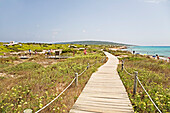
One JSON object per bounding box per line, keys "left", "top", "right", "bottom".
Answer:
{"left": 35, "top": 77, "right": 76, "bottom": 113}
{"left": 123, "top": 67, "right": 133, "bottom": 76}
{"left": 91, "top": 62, "right": 96, "bottom": 67}
{"left": 35, "top": 59, "right": 102, "bottom": 113}
{"left": 123, "top": 64, "right": 162, "bottom": 113}
{"left": 35, "top": 57, "right": 106, "bottom": 113}
{"left": 91, "top": 60, "right": 97, "bottom": 67}
{"left": 121, "top": 60, "right": 133, "bottom": 76}
{"left": 78, "top": 60, "right": 98, "bottom": 77}
{"left": 79, "top": 58, "right": 105, "bottom": 77}
{"left": 78, "top": 68, "right": 87, "bottom": 77}
{"left": 136, "top": 76, "right": 162, "bottom": 113}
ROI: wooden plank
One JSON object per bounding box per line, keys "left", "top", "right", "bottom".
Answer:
{"left": 70, "top": 52, "right": 133, "bottom": 113}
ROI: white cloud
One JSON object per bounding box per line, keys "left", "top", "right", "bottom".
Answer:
{"left": 82, "top": 30, "right": 86, "bottom": 33}
{"left": 53, "top": 31, "right": 58, "bottom": 35}
{"left": 52, "top": 29, "right": 61, "bottom": 31}
{"left": 96, "top": 29, "right": 101, "bottom": 32}
{"left": 144, "top": 0, "right": 168, "bottom": 3}
{"left": 52, "top": 29, "right": 61, "bottom": 35}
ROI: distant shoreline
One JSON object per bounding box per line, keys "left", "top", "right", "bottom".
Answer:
{"left": 125, "top": 46, "right": 170, "bottom": 58}
{"left": 121, "top": 46, "right": 170, "bottom": 62}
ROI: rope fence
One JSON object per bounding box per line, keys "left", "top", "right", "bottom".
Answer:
{"left": 121, "top": 60, "right": 162, "bottom": 113}
{"left": 24, "top": 56, "right": 107, "bottom": 113}
{"left": 124, "top": 67, "right": 133, "bottom": 76}
{"left": 35, "top": 77, "right": 76, "bottom": 113}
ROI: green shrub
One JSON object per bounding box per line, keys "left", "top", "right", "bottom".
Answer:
{"left": 117, "top": 56, "right": 170, "bottom": 112}
{"left": 0, "top": 52, "right": 105, "bottom": 112}
{"left": 4, "top": 62, "right": 42, "bottom": 74}
{"left": 62, "top": 48, "right": 73, "bottom": 53}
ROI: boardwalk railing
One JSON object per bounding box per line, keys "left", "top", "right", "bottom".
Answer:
{"left": 121, "top": 60, "right": 162, "bottom": 113}
{"left": 24, "top": 57, "right": 106, "bottom": 113}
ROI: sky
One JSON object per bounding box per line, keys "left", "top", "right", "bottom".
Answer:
{"left": 0, "top": 0, "right": 170, "bottom": 46}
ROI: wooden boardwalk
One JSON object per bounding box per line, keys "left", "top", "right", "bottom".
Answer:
{"left": 70, "top": 52, "right": 134, "bottom": 113}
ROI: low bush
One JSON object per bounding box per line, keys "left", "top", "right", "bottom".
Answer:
{"left": 3, "top": 62, "right": 42, "bottom": 74}
{"left": 115, "top": 51, "right": 170, "bottom": 112}
{"left": 0, "top": 53, "right": 105, "bottom": 112}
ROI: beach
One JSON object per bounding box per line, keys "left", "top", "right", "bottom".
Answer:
{"left": 125, "top": 46, "right": 170, "bottom": 62}
{"left": 126, "top": 46, "right": 170, "bottom": 57}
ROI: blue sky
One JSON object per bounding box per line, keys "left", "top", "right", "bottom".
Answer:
{"left": 0, "top": 0, "right": 170, "bottom": 45}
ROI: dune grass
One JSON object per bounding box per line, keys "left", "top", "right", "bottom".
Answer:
{"left": 0, "top": 52, "right": 105, "bottom": 113}
{"left": 111, "top": 51, "right": 170, "bottom": 113}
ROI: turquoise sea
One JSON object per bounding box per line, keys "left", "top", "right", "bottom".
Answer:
{"left": 127, "top": 46, "right": 170, "bottom": 57}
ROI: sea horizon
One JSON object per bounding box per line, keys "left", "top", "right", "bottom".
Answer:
{"left": 127, "top": 46, "right": 170, "bottom": 58}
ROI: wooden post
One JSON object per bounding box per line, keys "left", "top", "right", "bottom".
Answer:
{"left": 133, "top": 71, "right": 138, "bottom": 95}
{"left": 75, "top": 73, "right": 78, "bottom": 87}
{"left": 121, "top": 60, "right": 124, "bottom": 71}
{"left": 87, "top": 63, "right": 89, "bottom": 69}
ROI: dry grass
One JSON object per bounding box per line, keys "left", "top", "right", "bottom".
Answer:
{"left": 0, "top": 53, "right": 106, "bottom": 113}
{"left": 114, "top": 51, "right": 170, "bottom": 112}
